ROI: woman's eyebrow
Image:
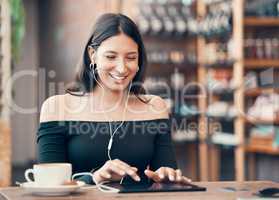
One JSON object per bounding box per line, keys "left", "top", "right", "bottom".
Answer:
{"left": 104, "top": 51, "right": 138, "bottom": 55}
{"left": 126, "top": 52, "right": 138, "bottom": 55}
{"left": 104, "top": 50, "right": 117, "bottom": 54}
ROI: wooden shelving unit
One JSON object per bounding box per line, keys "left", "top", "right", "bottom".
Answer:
{"left": 243, "top": 14, "right": 279, "bottom": 180}
{"left": 232, "top": 0, "right": 245, "bottom": 182}
{"left": 123, "top": 0, "right": 278, "bottom": 182}
{"left": 0, "top": 0, "right": 12, "bottom": 187}
{"left": 196, "top": 0, "right": 209, "bottom": 182}
{"left": 245, "top": 59, "right": 279, "bottom": 68}
{"left": 197, "top": 0, "right": 245, "bottom": 182}
{"left": 245, "top": 145, "right": 279, "bottom": 155}
{"left": 244, "top": 17, "right": 279, "bottom": 27}
{"left": 245, "top": 118, "right": 279, "bottom": 125}
{"left": 197, "top": 0, "right": 279, "bottom": 182}
{"left": 245, "top": 88, "right": 279, "bottom": 97}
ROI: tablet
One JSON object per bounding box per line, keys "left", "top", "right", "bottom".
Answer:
{"left": 105, "top": 181, "right": 207, "bottom": 193}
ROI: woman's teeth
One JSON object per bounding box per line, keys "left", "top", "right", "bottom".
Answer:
{"left": 109, "top": 74, "right": 127, "bottom": 80}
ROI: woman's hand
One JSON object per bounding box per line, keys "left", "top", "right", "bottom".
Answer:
{"left": 144, "top": 167, "right": 192, "bottom": 184}
{"left": 92, "top": 159, "right": 141, "bottom": 184}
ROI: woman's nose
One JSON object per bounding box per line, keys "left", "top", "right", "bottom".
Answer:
{"left": 115, "top": 59, "right": 128, "bottom": 74}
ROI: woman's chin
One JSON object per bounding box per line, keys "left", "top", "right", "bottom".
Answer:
{"left": 107, "top": 79, "right": 132, "bottom": 91}
{"left": 106, "top": 83, "right": 129, "bottom": 92}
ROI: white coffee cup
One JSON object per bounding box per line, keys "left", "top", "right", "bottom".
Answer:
{"left": 24, "top": 163, "right": 72, "bottom": 186}
{"left": 24, "top": 163, "right": 94, "bottom": 187}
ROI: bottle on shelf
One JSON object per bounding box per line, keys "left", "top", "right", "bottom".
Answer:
{"left": 137, "top": 0, "right": 195, "bottom": 38}
{"left": 147, "top": 48, "right": 196, "bottom": 65}
{"left": 244, "top": 37, "right": 279, "bottom": 59}
{"left": 137, "top": 4, "right": 152, "bottom": 35}
{"left": 197, "top": 0, "right": 232, "bottom": 39}
{"left": 245, "top": 0, "right": 279, "bottom": 17}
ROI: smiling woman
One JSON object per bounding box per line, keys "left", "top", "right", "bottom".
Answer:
{"left": 37, "top": 13, "right": 191, "bottom": 187}
{"left": 88, "top": 33, "right": 139, "bottom": 91}
{"left": 66, "top": 13, "right": 147, "bottom": 99}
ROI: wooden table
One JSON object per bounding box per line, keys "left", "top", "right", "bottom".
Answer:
{"left": 0, "top": 181, "right": 278, "bottom": 200}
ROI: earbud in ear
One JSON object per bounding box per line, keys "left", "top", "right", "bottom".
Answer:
{"left": 90, "top": 63, "right": 93, "bottom": 71}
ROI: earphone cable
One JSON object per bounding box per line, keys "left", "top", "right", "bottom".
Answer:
{"left": 91, "top": 63, "right": 133, "bottom": 188}
{"left": 92, "top": 66, "right": 132, "bottom": 159}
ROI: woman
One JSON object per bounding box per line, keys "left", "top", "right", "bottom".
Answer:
{"left": 38, "top": 13, "right": 191, "bottom": 185}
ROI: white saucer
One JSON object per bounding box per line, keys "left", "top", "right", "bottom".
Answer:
{"left": 20, "top": 181, "right": 86, "bottom": 196}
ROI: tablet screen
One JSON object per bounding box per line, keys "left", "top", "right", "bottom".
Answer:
{"left": 105, "top": 181, "right": 207, "bottom": 193}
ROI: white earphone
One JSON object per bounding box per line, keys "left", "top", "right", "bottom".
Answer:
{"left": 91, "top": 62, "right": 134, "bottom": 187}
{"left": 90, "top": 63, "right": 134, "bottom": 160}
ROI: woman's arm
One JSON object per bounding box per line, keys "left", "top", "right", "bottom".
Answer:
{"left": 145, "top": 95, "right": 177, "bottom": 170}
{"left": 144, "top": 96, "right": 191, "bottom": 184}
{"left": 38, "top": 96, "right": 95, "bottom": 184}
{"left": 149, "top": 118, "right": 177, "bottom": 170}
{"left": 37, "top": 95, "right": 68, "bottom": 163}
{"left": 37, "top": 121, "right": 68, "bottom": 163}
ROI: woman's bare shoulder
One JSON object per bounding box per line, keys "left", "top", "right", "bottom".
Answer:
{"left": 39, "top": 94, "right": 65, "bottom": 122}
{"left": 39, "top": 93, "right": 86, "bottom": 122}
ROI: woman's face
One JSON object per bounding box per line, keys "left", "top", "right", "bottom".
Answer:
{"left": 91, "top": 33, "right": 139, "bottom": 92}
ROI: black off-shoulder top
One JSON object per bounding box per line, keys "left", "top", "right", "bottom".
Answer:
{"left": 37, "top": 118, "right": 177, "bottom": 184}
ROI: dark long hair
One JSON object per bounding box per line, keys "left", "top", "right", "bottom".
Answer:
{"left": 66, "top": 13, "right": 149, "bottom": 103}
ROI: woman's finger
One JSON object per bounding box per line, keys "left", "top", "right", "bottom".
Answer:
{"left": 144, "top": 169, "right": 161, "bottom": 182}
{"left": 131, "top": 167, "right": 138, "bottom": 171}
{"left": 99, "top": 170, "right": 111, "bottom": 179}
{"left": 112, "top": 160, "right": 140, "bottom": 181}
{"left": 157, "top": 167, "right": 167, "bottom": 180}
{"left": 181, "top": 176, "right": 192, "bottom": 184}
{"left": 113, "top": 159, "right": 138, "bottom": 174}
{"left": 166, "top": 168, "right": 176, "bottom": 182}
{"left": 175, "top": 169, "right": 183, "bottom": 182}
{"left": 107, "top": 162, "right": 126, "bottom": 176}
{"left": 114, "top": 159, "right": 138, "bottom": 171}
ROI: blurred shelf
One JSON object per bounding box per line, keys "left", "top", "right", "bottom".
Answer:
{"left": 143, "top": 34, "right": 196, "bottom": 42}
{"left": 245, "top": 88, "right": 279, "bottom": 97}
{"left": 172, "top": 130, "right": 198, "bottom": 143}
{"left": 203, "top": 60, "right": 235, "bottom": 68}
{"left": 245, "top": 118, "right": 279, "bottom": 125}
{"left": 245, "top": 144, "right": 279, "bottom": 155}
{"left": 172, "top": 137, "right": 199, "bottom": 144}
{"left": 149, "top": 62, "right": 197, "bottom": 69}
{"left": 210, "top": 132, "right": 239, "bottom": 146}
{"left": 245, "top": 59, "right": 279, "bottom": 68}
{"left": 171, "top": 113, "right": 199, "bottom": 120}
{"left": 207, "top": 115, "right": 236, "bottom": 122}
{"left": 204, "top": 0, "right": 232, "bottom": 6}
{"left": 173, "top": 140, "right": 199, "bottom": 144}
{"left": 208, "top": 88, "right": 235, "bottom": 96}
{"left": 244, "top": 17, "right": 279, "bottom": 27}
{"left": 204, "top": 32, "right": 232, "bottom": 42}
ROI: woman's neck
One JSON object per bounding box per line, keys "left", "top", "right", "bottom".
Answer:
{"left": 91, "top": 85, "right": 129, "bottom": 112}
